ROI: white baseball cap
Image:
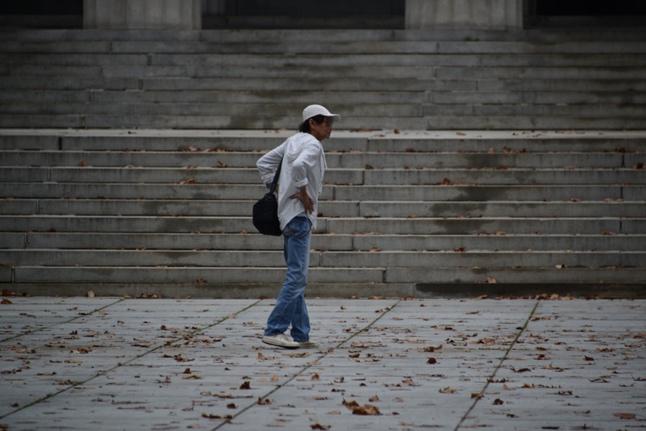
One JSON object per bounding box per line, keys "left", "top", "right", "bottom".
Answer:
{"left": 302, "top": 104, "right": 339, "bottom": 122}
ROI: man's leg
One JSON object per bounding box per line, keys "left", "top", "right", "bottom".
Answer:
{"left": 264, "top": 217, "right": 311, "bottom": 337}
{"left": 290, "top": 292, "right": 310, "bottom": 342}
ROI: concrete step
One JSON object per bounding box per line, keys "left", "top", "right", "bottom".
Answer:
{"left": 2, "top": 133, "right": 646, "bottom": 153}
{"left": 2, "top": 199, "right": 644, "bottom": 218}
{"left": 0, "top": 215, "right": 640, "bottom": 235}
{"left": 2, "top": 28, "right": 645, "bottom": 43}
{"left": 9, "top": 265, "right": 646, "bottom": 285}
{"left": 3, "top": 39, "right": 646, "bottom": 55}
{"left": 2, "top": 183, "right": 641, "bottom": 201}
{"left": 5, "top": 101, "right": 646, "bottom": 122}
{"left": 3, "top": 232, "right": 643, "bottom": 252}
{"left": 4, "top": 113, "right": 645, "bottom": 130}
{"left": 2, "top": 249, "right": 643, "bottom": 268}
{"left": 10, "top": 266, "right": 384, "bottom": 284}
{"left": 0, "top": 150, "right": 635, "bottom": 169}
{"left": 2, "top": 166, "right": 642, "bottom": 186}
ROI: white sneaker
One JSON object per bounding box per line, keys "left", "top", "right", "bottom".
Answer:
{"left": 262, "top": 333, "right": 300, "bottom": 349}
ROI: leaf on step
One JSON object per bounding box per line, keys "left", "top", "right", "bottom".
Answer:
{"left": 440, "top": 178, "right": 453, "bottom": 186}
{"left": 614, "top": 412, "right": 636, "bottom": 420}
{"left": 439, "top": 386, "right": 456, "bottom": 394}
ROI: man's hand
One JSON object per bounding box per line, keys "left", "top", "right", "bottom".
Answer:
{"left": 290, "top": 186, "right": 314, "bottom": 214}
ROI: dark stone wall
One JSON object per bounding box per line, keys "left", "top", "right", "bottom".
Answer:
{"left": 536, "top": 0, "right": 646, "bottom": 15}
{"left": 0, "top": 0, "right": 82, "bottom": 15}
{"left": 223, "top": 0, "right": 405, "bottom": 17}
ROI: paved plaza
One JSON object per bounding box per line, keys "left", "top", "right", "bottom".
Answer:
{"left": 0, "top": 296, "right": 644, "bottom": 430}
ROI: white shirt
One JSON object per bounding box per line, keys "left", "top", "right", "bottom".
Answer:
{"left": 256, "top": 132, "right": 327, "bottom": 231}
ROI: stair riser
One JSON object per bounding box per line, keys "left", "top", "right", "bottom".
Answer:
{"left": 2, "top": 135, "right": 645, "bottom": 153}
{"left": 3, "top": 167, "right": 642, "bottom": 186}
{"left": 0, "top": 152, "right": 633, "bottom": 169}
{"left": 2, "top": 200, "right": 643, "bottom": 218}
{"left": 2, "top": 250, "right": 643, "bottom": 268}
{"left": 2, "top": 183, "right": 641, "bottom": 200}
{"left": 0, "top": 216, "right": 637, "bottom": 235}
{"left": 3, "top": 232, "right": 642, "bottom": 252}
{"left": 9, "top": 266, "right": 646, "bottom": 285}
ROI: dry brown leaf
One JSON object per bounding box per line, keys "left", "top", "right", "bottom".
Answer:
{"left": 614, "top": 412, "right": 636, "bottom": 420}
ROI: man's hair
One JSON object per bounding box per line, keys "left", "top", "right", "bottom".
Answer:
{"left": 299, "top": 115, "right": 326, "bottom": 133}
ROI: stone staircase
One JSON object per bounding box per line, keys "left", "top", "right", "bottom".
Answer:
{"left": 0, "top": 28, "right": 646, "bottom": 129}
{"left": 0, "top": 28, "right": 645, "bottom": 296}
{"left": 1, "top": 130, "right": 645, "bottom": 297}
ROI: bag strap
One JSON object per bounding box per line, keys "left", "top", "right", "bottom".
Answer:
{"left": 268, "top": 157, "right": 283, "bottom": 193}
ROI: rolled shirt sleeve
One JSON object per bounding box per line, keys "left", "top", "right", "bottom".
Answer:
{"left": 291, "top": 144, "right": 321, "bottom": 188}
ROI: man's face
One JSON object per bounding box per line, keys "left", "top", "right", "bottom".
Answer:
{"left": 309, "top": 117, "right": 334, "bottom": 141}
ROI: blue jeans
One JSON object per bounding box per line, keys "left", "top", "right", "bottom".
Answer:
{"left": 264, "top": 216, "right": 311, "bottom": 342}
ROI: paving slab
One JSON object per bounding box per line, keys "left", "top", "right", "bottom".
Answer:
{"left": 0, "top": 298, "right": 644, "bottom": 430}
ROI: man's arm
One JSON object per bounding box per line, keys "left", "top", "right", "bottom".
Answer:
{"left": 290, "top": 143, "right": 321, "bottom": 214}
{"left": 256, "top": 142, "right": 285, "bottom": 187}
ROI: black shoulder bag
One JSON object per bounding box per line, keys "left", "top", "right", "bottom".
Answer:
{"left": 252, "top": 158, "right": 283, "bottom": 236}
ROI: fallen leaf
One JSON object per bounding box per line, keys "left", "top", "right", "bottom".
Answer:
{"left": 239, "top": 381, "right": 251, "bottom": 390}
{"left": 614, "top": 412, "right": 636, "bottom": 420}
{"left": 493, "top": 398, "right": 504, "bottom": 405}
{"left": 342, "top": 399, "right": 381, "bottom": 416}
{"left": 201, "top": 413, "right": 232, "bottom": 420}
{"left": 439, "top": 386, "right": 457, "bottom": 394}
{"left": 311, "top": 424, "right": 331, "bottom": 430}
{"left": 440, "top": 178, "right": 453, "bottom": 186}
{"left": 427, "top": 357, "right": 437, "bottom": 364}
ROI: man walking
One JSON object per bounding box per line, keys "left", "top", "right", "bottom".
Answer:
{"left": 256, "top": 104, "right": 338, "bottom": 349}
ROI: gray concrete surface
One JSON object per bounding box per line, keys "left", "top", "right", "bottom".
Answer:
{"left": 0, "top": 297, "right": 644, "bottom": 430}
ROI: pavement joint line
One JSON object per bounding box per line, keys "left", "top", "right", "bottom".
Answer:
{"left": 211, "top": 299, "right": 402, "bottom": 431}
{"left": 0, "top": 298, "right": 263, "bottom": 421}
{"left": 0, "top": 297, "right": 125, "bottom": 344}
{"left": 453, "top": 299, "right": 539, "bottom": 431}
